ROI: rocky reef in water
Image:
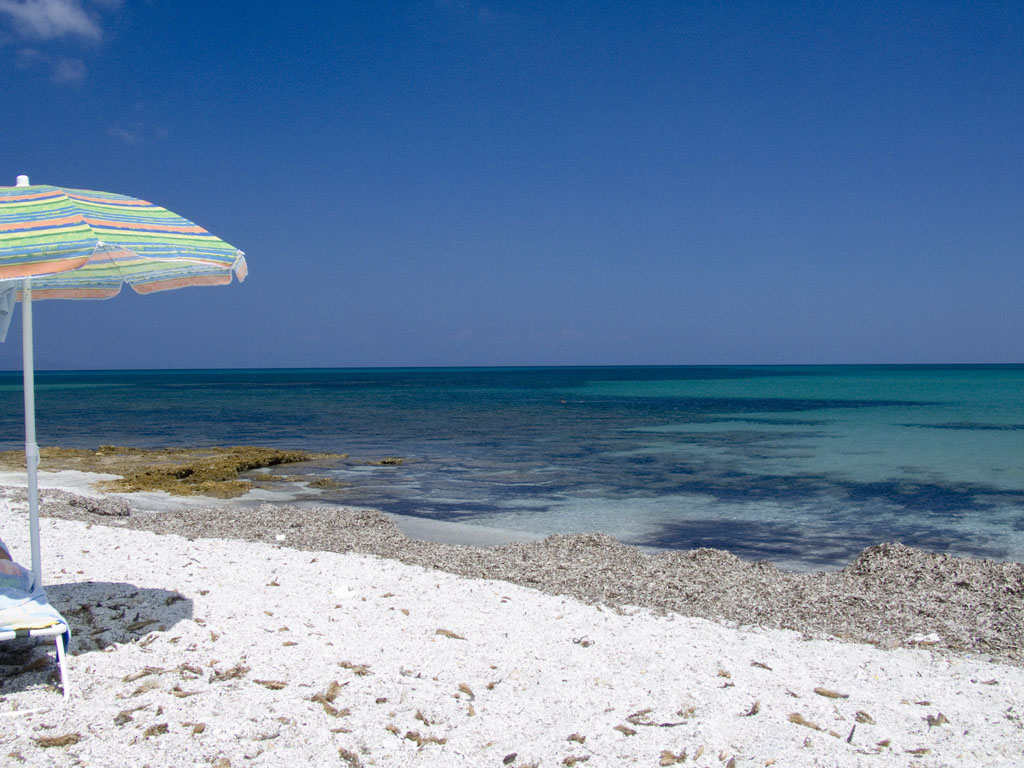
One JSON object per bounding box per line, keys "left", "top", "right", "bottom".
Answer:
{"left": 0, "top": 445, "right": 348, "bottom": 498}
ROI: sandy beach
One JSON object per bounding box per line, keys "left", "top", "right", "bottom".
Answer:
{"left": 0, "top": 473, "right": 1023, "bottom": 766}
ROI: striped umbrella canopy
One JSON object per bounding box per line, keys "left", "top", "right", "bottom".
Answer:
{"left": 0, "top": 175, "right": 247, "bottom": 592}
{"left": 0, "top": 178, "right": 247, "bottom": 299}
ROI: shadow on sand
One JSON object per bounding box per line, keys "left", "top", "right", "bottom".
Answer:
{"left": 0, "top": 582, "right": 193, "bottom": 696}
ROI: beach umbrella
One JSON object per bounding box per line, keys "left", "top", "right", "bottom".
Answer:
{"left": 0, "top": 175, "right": 248, "bottom": 591}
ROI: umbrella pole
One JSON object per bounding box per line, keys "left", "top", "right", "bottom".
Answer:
{"left": 21, "top": 277, "right": 42, "bottom": 592}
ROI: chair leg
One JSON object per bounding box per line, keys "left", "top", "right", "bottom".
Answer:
{"left": 53, "top": 632, "right": 70, "bottom": 700}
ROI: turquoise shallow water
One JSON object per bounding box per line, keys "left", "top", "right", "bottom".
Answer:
{"left": 0, "top": 365, "right": 1020, "bottom": 570}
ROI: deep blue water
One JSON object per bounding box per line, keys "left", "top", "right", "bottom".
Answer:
{"left": 0, "top": 365, "right": 1021, "bottom": 570}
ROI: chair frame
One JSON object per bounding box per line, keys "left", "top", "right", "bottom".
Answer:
{"left": 0, "top": 620, "right": 71, "bottom": 699}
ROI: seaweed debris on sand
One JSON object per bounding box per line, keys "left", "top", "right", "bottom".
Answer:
{"left": 0, "top": 445, "right": 345, "bottom": 498}
{"left": 20, "top": 490, "right": 1024, "bottom": 667}
{"left": 1, "top": 511, "right": 1022, "bottom": 767}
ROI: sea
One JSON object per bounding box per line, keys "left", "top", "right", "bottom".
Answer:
{"left": 0, "top": 365, "right": 1021, "bottom": 571}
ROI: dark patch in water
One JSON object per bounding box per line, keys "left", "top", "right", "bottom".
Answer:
{"left": 713, "top": 417, "right": 832, "bottom": 426}
{"left": 835, "top": 480, "right": 990, "bottom": 514}
{"left": 583, "top": 396, "right": 943, "bottom": 417}
{"left": 901, "top": 422, "right": 1024, "bottom": 431}
{"left": 626, "top": 472, "right": 1021, "bottom": 517}
{"left": 318, "top": 443, "right": 1024, "bottom": 534}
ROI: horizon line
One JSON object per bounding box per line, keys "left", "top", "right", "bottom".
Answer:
{"left": 0, "top": 362, "right": 1022, "bottom": 375}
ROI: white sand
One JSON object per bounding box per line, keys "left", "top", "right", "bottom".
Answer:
{"left": 0, "top": 507, "right": 1022, "bottom": 768}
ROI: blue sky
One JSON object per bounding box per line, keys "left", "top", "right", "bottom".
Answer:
{"left": 1, "top": 0, "right": 1022, "bottom": 369}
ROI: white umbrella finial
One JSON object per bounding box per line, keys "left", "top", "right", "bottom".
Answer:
{"left": 15, "top": 175, "right": 29, "bottom": 187}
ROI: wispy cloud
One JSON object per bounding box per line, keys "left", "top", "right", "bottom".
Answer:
{"left": 50, "top": 54, "right": 86, "bottom": 81}
{"left": 1, "top": 0, "right": 122, "bottom": 84}
{"left": 108, "top": 124, "right": 138, "bottom": 144}
{"left": 108, "top": 120, "right": 168, "bottom": 145}
{"left": 0, "top": 0, "right": 102, "bottom": 41}
{"left": 15, "top": 45, "right": 86, "bottom": 82}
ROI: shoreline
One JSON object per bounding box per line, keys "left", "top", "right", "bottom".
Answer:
{"left": 2, "top": 471, "right": 1023, "bottom": 668}
{"left": 0, "top": 468, "right": 547, "bottom": 548}
{"left": 5, "top": 443, "right": 1023, "bottom": 573}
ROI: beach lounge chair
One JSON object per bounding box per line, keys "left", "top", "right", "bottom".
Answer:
{"left": 0, "top": 537, "right": 71, "bottom": 699}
